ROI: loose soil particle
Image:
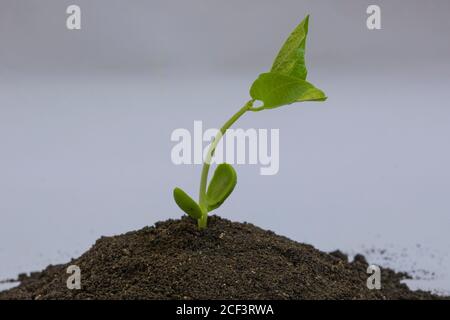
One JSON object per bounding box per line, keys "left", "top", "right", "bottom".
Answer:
{"left": 0, "top": 216, "right": 443, "bottom": 300}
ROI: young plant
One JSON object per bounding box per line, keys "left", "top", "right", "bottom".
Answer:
{"left": 173, "top": 15, "right": 327, "bottom": 229}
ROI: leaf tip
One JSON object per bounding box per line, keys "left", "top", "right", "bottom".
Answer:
{"left": 303, "top": 14, "right": 310, "bottom": 30}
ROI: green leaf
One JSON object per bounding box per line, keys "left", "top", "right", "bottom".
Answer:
{"left": 173, "top": 187, "right": 203, "bottom": 219}
{"left": 250, "top": 72, "right": 326, "bottom": 110}
{"left": 271, "top": 15, "right": 310, "bottom": 80}
{"left": 206, "top": 163, "right": 237, "bottom": 211}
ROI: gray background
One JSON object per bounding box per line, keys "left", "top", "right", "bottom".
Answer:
{"left": 1, "top": 1, "right": 449, "bottom": 294}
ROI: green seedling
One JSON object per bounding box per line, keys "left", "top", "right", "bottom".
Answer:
{"left": 173, "top": 15, "right": 327, "bottom": 229}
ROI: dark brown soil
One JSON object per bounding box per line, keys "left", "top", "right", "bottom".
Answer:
{"left": 0, "top": 216, "right": 443, "bottom": 300}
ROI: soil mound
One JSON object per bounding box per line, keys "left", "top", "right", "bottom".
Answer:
{"left": 0, "top": 216, "right": 442, "bottom": 299}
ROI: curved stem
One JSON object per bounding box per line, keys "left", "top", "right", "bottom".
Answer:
{"left": 197, "top": 100, "right": 254, "bottom": 228}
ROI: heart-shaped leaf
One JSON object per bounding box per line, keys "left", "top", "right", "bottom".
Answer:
{"left": 250, "top": 72, "right": 326, "bottom": 110}
{"left": 206, "top": 163, "right": 237, "bottom": 211}
{"left": 271, "top": 15, "right": 309, "bottom": 80}
{"left": 173, "top": 187, "right": 203, "bottom": 219}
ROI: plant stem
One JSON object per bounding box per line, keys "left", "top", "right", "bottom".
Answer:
{"left": 197, "top": 100, "right": 254, "bottom": 229}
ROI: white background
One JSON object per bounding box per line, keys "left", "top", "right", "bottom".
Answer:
{"left": 1, "top": 1, "right": 449, "bottom": 294}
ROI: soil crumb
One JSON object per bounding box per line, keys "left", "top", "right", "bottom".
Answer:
{"left": 0, "top": 216, "right": 444, "bottom": 300}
